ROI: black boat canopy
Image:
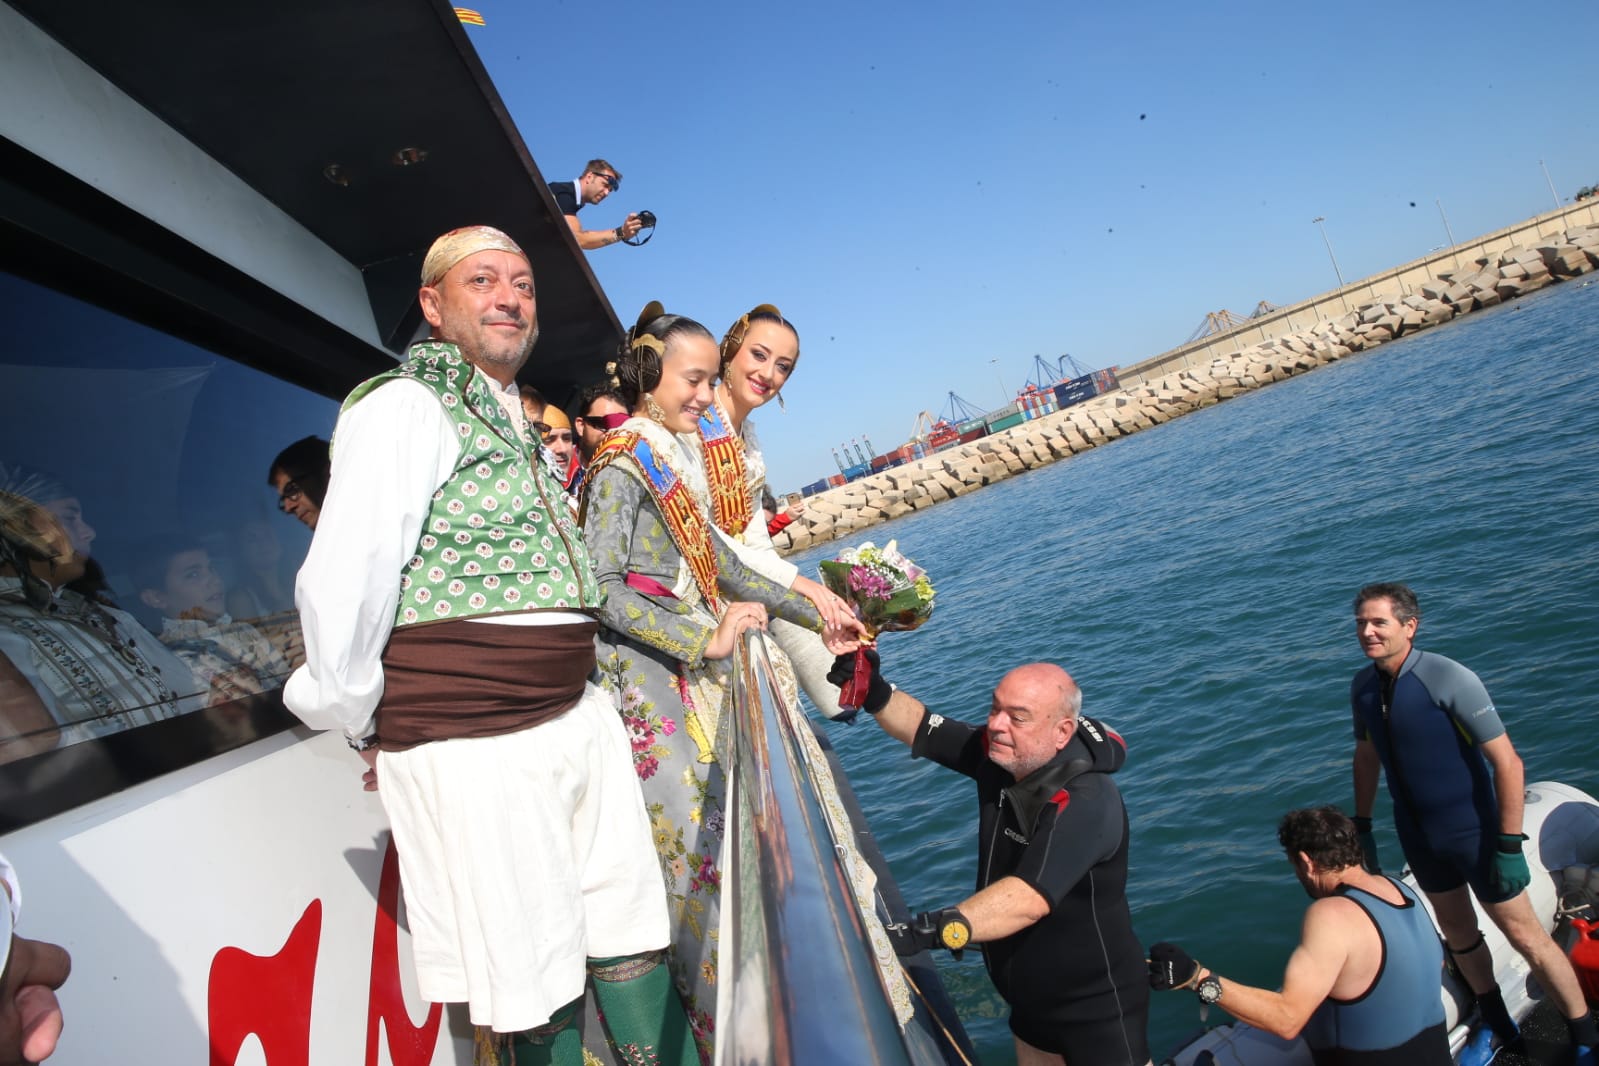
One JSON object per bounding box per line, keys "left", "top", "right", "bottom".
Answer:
{"left": 6, "top": 0, "right": 621, "bottom": 405}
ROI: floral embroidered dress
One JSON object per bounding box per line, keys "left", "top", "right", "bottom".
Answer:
{"left": 581, "top": 417, "right": 822, "bottom": 1060}
{"left": 691, "top": 404, "right": 919, "bottom": 1027}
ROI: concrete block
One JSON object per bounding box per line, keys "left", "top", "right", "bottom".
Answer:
{"left": 1422, "top": 305, "right": 1455, "bottom": 325}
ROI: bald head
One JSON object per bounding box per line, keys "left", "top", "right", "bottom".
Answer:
{"left": 998, "top": 663, "right": 1081, "bottom": 721}
{"left": 986, "top": 663, "right": 1082, "bottom": 779}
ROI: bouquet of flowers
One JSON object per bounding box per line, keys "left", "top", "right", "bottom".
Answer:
{"left": 818, "top": 540, "right": 936, "bottom": 710}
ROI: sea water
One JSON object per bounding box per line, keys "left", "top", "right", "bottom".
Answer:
{"left": 789, "top": 277, "right": 1599, "bottom": 1064}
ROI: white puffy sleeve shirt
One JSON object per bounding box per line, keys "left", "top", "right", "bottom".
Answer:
{"left": 282, "top": 380, "right": 460, "bottom": 741}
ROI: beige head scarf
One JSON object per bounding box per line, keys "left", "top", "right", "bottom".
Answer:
{"left": 420, "top": 226, "right": 527, "bottom": 287}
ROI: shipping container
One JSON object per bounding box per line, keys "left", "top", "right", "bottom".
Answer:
{"left": 827, "top": 474, "right": 847, "bottom": 488}
{"left": 957, "top": 426, "right": 988, "bottom": 444}
{"left": 869, "top": 455, "right": 890, "bottom": 471}
{"left": 958, "top": 417, "right": 987, "bottom": 435}
{"left": 844, "top": 463, "right": 871, "bottom": 481}
{"left": 1053, "top": 372, "right": 1107, "bottom": 410}
{"left": 988, "top": 412, "right": 1026, "bottom": 432}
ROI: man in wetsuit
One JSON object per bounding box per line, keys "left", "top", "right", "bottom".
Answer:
{"left": 1350, "top": 582, "right": 1597, "bottom": 1066}
{"left": 830, "top": 652, "right": 1149, "bottom": 1066}
{"left": 1149, "top": 806, "right": 1450, "bottom": 1066}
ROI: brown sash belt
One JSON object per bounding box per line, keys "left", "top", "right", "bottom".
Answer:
{"left": 375, "top": 617, "right": 598, "bottom": 752}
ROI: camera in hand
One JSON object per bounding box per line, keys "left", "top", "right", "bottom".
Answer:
{"left": 624, "top": 210, "right": 657, "bottom": 246}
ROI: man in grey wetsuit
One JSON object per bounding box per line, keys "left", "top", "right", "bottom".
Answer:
{"left": 1149, "top": 807, "right": 1450, "bottom": 1066}
{"left": 1350, "top": 582, "right": 1597, "bottom": 1066}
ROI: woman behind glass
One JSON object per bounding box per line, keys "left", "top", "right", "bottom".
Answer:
{"left": 581, "top": 304, "right": 860, "bottom": 1059}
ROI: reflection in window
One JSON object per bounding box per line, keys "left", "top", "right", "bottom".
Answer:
{"left": 0, "top": 269, "right": 339, "bottom": 763}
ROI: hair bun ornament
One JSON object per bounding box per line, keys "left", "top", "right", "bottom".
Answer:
{"left": 721, "top": 302, "right": 786, "bottom": 361}
{"left": 628, "top": 300, "right": 668, "bottom": 358}
{"left": 604, "top": 360, "right": 621, "bottom": 389}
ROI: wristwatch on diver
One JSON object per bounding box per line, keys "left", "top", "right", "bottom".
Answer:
{"left": 1195, "top": 973, "right": 1223, "bottom": 1005}
{"left": 935, "top": 908, "right": 972, "bottom": 952}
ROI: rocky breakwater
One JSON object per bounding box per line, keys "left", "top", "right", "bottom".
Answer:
{"left": 773, "top": 225, "right": 1599, "bottom": 554}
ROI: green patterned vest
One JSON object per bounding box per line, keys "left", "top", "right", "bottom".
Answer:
{"left": 340, "top": 341, "right": 603, "bottom": 627}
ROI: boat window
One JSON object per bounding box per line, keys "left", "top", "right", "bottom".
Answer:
{"left": 0, "top": 268, "right": 336, "bottom": 772}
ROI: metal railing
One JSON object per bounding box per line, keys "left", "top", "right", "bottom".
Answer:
{"left": 717, "top": 632, "right": 923, "bottom": 1066}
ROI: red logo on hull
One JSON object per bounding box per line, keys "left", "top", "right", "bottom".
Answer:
{"left": 207, "top": 838, "right": 442, "bottom": 1065}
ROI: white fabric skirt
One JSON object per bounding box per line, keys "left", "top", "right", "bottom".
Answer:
{"left": 376, "top": 682, "right": 668, "bottom": 1032}
{"left": 769, "top": 616, "right": 848, "bottom": 718}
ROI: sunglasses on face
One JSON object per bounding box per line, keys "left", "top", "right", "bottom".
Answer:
{"left": 583, "top": 412, "right": 630, "bottom": 431}
{"left": 278, "top": 481, "right": 304, "bottom": 506}
{"left": 598, "top": 173, "right": 619, "bottom": 192}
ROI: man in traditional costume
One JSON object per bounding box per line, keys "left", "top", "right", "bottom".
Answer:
{"left": 283, "top": 226, "right": 693, "bottom": 1065}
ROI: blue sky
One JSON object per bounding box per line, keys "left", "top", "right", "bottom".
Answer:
{"left": 466, "top": 0, "right": 1599, "bottom": 493}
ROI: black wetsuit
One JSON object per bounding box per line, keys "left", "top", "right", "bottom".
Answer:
{"left": 913, "top": 712, "right": 1149, "bottom": 1065}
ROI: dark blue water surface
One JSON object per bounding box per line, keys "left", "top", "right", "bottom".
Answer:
{"left": 790, "top": 278, "right": 1599, "bottom": 1064}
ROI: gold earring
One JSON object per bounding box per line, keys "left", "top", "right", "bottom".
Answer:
{"left": 644, "top": 393, "right": 668, "bottom": 424}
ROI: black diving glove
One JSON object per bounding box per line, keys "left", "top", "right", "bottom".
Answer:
{"left": 1351, "top": 816, "right": 1382, "bottom": 874}
{"left": 827, "top": 647, "right": 893, "bottom": 715}
{"left": 1148, "top": 942, "right": 1201, "bottom": 991}
{"left": 886, "top": 907, "right": 972, "bottom": 959}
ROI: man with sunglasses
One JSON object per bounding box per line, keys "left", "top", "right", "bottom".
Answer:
{"left": 570, "top": 384, "right": 630, "bottom": 497}
{"left": 549, "top": 159, "right": 643, "bottom": 251}
{"left": 540, "top": 405, "right": 578, "bottom": 496}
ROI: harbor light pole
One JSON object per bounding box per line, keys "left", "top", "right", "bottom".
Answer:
{"left": 989, "top": 358, "right": 1009, "bottom": 406}
{"left": 1312, "top": 216, "right": 1349, "bottom": 312}
{"left": 1436, "top": 198, "right": 1460, "bottom": 269}
{"left": 1311, "top": 217, "right": 1346, "bottom": 287}
{"left": 1539, "top": 159, "right": 1562, "bottom": 211}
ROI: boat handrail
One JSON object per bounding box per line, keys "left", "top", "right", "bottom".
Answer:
{"left": 718, "top": 631, "right": 914, "bottom": 1065}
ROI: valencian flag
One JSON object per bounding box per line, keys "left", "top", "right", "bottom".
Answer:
{"left": 454, "top": 7, "right": 485, "bottom": 25}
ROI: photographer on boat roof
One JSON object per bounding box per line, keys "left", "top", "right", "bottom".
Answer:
{"left": 549, "top": 159, "right": 650, "bottom": 251}
{"left": 831, "top": 651, "right": 1150, "bottom": 1066}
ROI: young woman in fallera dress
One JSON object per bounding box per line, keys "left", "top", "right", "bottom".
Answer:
{"left": 580, "top": 304, "right": 862, "bottom": 1060}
